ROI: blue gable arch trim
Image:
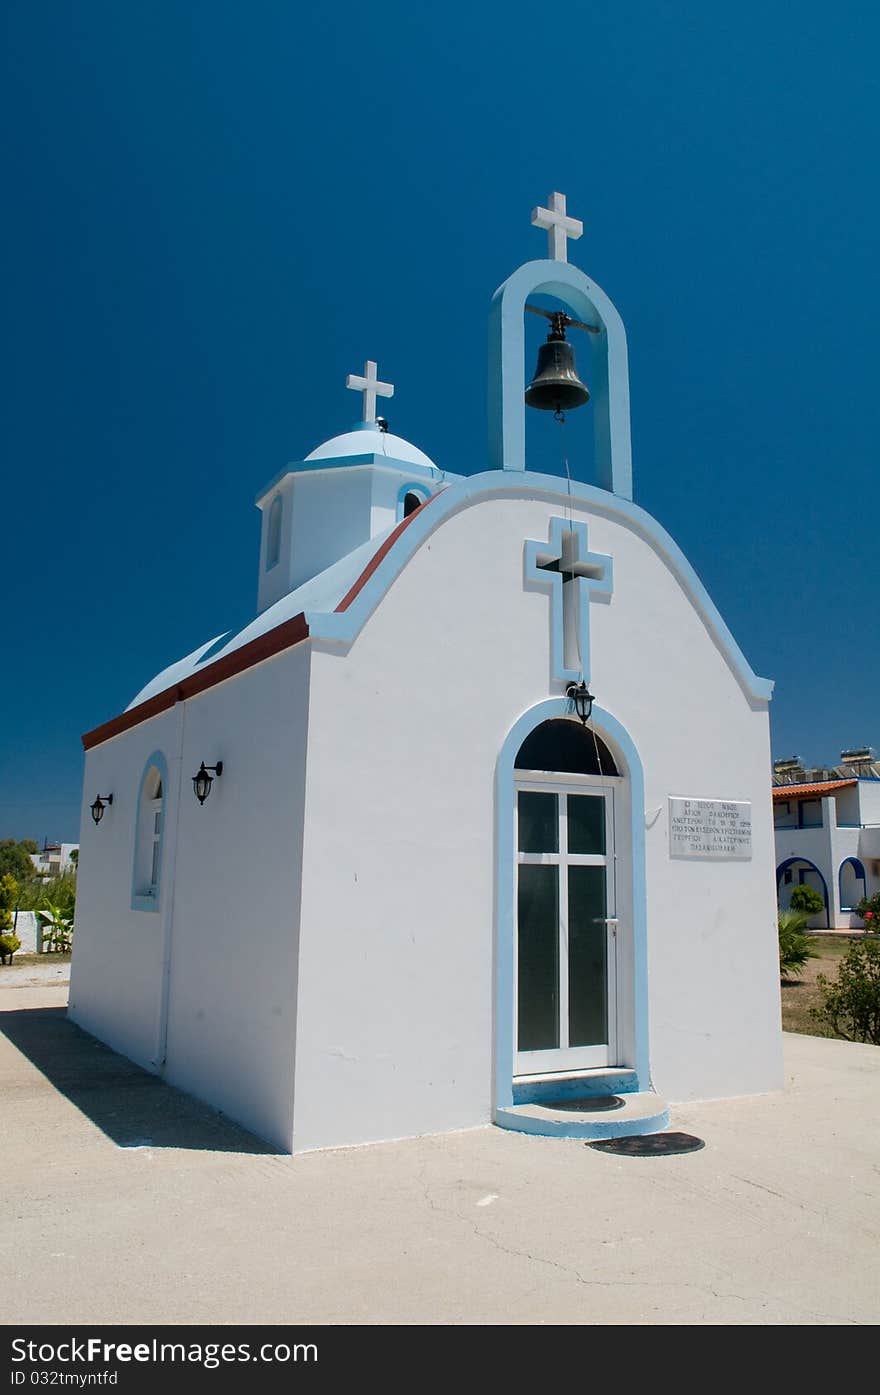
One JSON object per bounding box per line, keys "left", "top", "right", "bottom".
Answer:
{"left": 306, "top": 470, "right": 774, "bottom": 704}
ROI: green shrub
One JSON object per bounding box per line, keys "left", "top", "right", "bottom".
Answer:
{"left": 778, "top": 909, "right": 819, "bottom": 979}
{"left": 810, "top": 938, "right": 880, "bottom": 1045}
{"left": 0, "top": 934, "right": 21, "bottom": 965}
{"left": 789, "top": 884, "right": 825, "bottom": 916}
{"left": 0, "top": 872, "right": 16, "bottom": 933}
{"left": 16, "top": 868, "right": 76, "bottom": 917}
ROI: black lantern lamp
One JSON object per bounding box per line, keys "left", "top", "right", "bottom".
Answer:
{"left": 90, "top": 794, "right": 113, "bottom": 825}
{"left": 566, "top": 682, "right": 595, "bottom": 726}
{"left": 193, "top": 761, "right": 223, "bottom": 805}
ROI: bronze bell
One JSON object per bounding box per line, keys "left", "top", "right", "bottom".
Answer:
{"left": 525, "top": 318, "right": 590, "bottom": 414}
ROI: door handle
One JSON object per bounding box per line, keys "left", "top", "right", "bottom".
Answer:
{"left": 597, "top": 917, "right": 619, "bottom": 935}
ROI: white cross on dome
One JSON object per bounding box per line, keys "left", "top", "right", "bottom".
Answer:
{"left": 345, "top": 360, "right": 394, "bottom": 425}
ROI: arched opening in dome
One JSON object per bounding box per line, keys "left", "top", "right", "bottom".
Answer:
{"left": 396, "top": 481, "right": 432, "bottom": 521}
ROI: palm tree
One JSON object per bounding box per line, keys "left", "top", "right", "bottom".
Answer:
{"left": 778, "top": 908, "right": 819, "bottom": 979}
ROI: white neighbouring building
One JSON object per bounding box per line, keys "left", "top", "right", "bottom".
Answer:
{"left": 70, "top": 196, "right": 783, "bottom": 1153}
{"left": 774, "top": 778, "right": 880, "bottom": 928}
{"left": 30, "top": 842, "right": 79, "bottom": 876}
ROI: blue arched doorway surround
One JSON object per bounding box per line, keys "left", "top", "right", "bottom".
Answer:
{"left": 776, "top": 856, "right": 830, "bottom": 928}
{"left": 494, "top": 698, "right": 649, "bottom": 1110}
{"left": 839, "top": 857, "right": 867, "bottom": 913}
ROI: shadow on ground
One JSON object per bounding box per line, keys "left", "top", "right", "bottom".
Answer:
{"left": 0, "top": 1004, "right": 277, "bottom": 1154}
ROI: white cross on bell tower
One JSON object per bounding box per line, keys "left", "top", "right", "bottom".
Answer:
{"left": 345, "top": 360, "right": 394, "bottom": 425}
{"left": 531, "top": 191, "right": 583, "bottom": 263}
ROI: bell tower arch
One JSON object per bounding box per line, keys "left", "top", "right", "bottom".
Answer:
{"left": 488, "top": 196, "right": 633, "bottom": 498}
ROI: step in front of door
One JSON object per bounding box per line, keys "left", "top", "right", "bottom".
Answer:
{"left": 496, "top": 1091, "right": 669, "bottom": 1141}
{"left": 513, "top": 1067, "right": 639, "bottom": 1105}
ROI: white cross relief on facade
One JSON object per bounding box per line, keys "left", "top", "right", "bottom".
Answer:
{"left": 345, "top": 360, "right": 394, "bottom": 424}
{"left": 531, "top": 191, "right": 584, "bottom": 263}
{"left": 524, "top": 517, "right": 613, "bottom": 683}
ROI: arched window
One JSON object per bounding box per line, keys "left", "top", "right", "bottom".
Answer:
{"left": 839, "top": 857, "right": 867, "bottom": 912}
{"left": 515, "top": 719, "right": 619, "bottom": 776}
{"left": 266, "top": 495, "right": 283, "bottom": 570}
{"left": 132, "top": 756, "right": 167, "bottom": 911}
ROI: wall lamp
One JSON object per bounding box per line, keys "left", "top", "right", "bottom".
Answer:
{"left": 565, "top": 682, "right": 595, "bottom": 726}
{"left": 90, "top": 794, "right": 113, "bottom": 825}
{"left": 193, "top": 761, "right": 223, "bottom": 805}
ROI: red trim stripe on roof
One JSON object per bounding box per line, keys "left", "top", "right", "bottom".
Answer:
{"left": 82, "top": 613, "right": 310, "bottom": 751}
{"left": 334, "top": 491, "right": 437, "bottom": 613}
{"left": 82, "top": 493, "right": 438, "bottom": 752}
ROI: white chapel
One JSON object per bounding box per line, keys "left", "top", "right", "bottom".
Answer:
{"left": 70, "top": 195, "right": 783, "bottom": 1152}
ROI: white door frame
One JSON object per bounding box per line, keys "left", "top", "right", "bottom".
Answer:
{"left": 514, "top": 769, "right": 621, "bottom": 1075}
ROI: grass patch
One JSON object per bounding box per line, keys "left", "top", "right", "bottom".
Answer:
{"left": 781, "top": 934, "right": 863, "bottom": 1038}
{"left": 1, "top": 952, "right": 71, "bottom": 969}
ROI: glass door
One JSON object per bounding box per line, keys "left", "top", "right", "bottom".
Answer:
{"left": 515, "top": 780, "right": 616, "bottom": 1074}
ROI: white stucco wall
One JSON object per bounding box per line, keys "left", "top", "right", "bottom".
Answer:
{"left": 71, "top": 706, "right": 182, "bottom": 1069}
{"left": 857, "top": 780, "right": 880, "bottom": 826}
{"left": 293, "top": 492, "right": 781, "bottom": 1152}
{"left": 160, "top": 645, "right": 310, "bottom": 1149}
{"left": 834, "top": 784, "right": 861, "bottom": 827}
{"left": 70, "top": 645, "right": 311, "bottom": 1152}
{"left": 11, "top": 911, "right": 40, "bottom": 954}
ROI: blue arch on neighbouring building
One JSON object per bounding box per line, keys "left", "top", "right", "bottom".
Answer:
{"left": 838, "top": 856, "right": 867, "bottom": 912}
{"left": 776, "top": 856, "right": 830, "bottom": 927}
{"left": 494, "top": 698, "right": 649, "bottom": 1111}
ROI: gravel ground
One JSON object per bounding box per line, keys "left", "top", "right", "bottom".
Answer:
{"left": 1, "top": 982, "right": 879, "bottom": 1325}
{"left": 1, "top": 956, "right": 71, "bottom": 987}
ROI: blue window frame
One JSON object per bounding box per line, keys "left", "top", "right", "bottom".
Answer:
{"left": 132, "top": 752, "right": 168, "bottom": 912}
{"left": 798, "top": 799, "right": 822, "bottom": 828}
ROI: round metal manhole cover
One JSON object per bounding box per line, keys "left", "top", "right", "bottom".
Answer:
{"left": 544, "top": 1095, "right": 626, "bottom": 1112}
{"left": 588, "top": 1131, "right": 706, "bottom": 1156}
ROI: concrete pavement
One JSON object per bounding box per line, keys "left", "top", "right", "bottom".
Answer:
{"left": 2, "top": 980, "right": 878, "bottom": 1325}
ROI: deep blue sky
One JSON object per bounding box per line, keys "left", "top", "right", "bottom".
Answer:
{"left": 2, "top": 2, "right": 877, "bottom": 842}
